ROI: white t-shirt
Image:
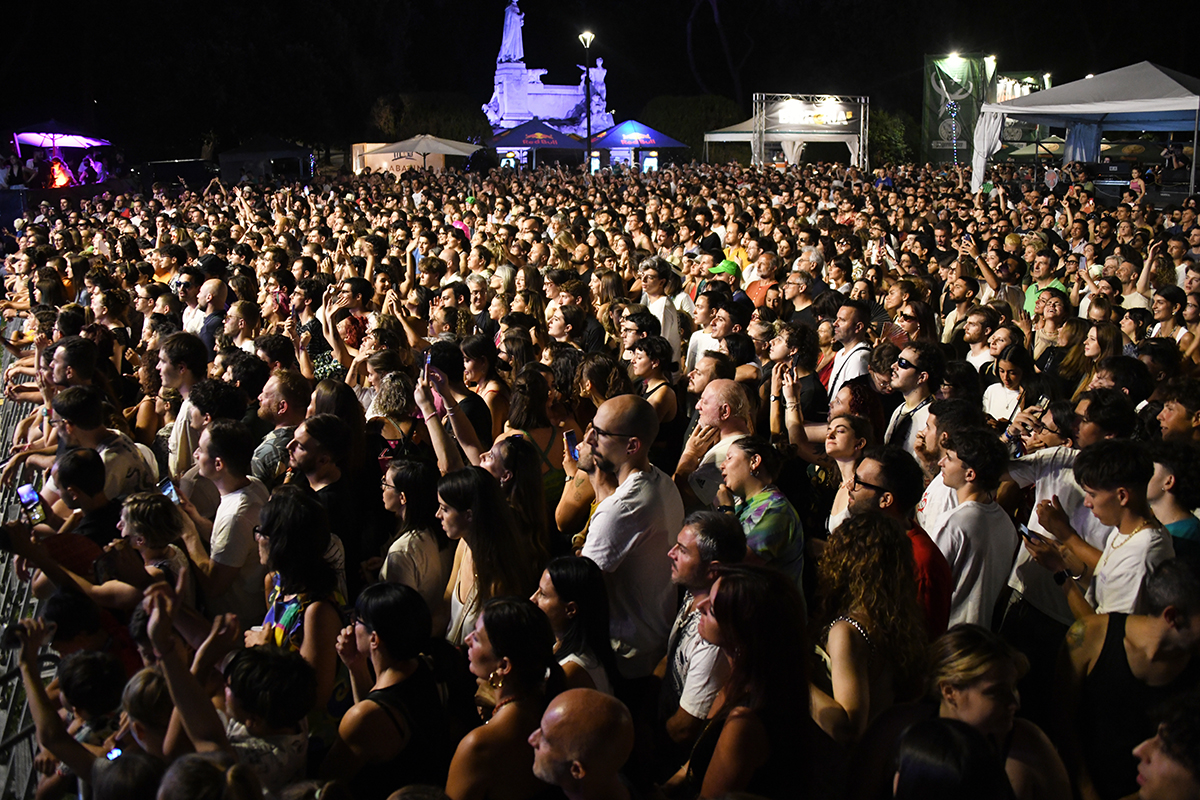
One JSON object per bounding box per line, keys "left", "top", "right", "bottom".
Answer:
{"left": 827, "top": 342, "right": 870, "bottom": 400}
{"left": 665, "top": 594, "right": 726, "bottom": 719}
{"left": 966, "top": 350, "right": 995, "bottom": 371}
{"left": 916, "top": 473, "right": 957, "bottom": 533}
{"left": 686, "top": 330, "right": 719, "bottom": 375}
{"left": 169, "top": 396, "right": 200, "bottom": 478}
{"left": 645, "top": 294, "right": 681, "bottom": 363}
{"left": 1088, "top": 526, "right": 1175, "bottom": 615}
{"left": 689, "top": 436, "right": 737, "bottom": 508}
{"left": 884, "top": 398, "right": 931, "bottom": 457}
{"left": 208, "top": 478, "right": 270, "bottom": 626}
{"left": 983, "top": 383, "right": 1021, "bottom": 423}
{"left": 931, "top": 500, "right": 1018, "bottom": 628}
{"left": 44, "top": 430, "right": 155, "bottom": 501}
{"left": 582, "top": 466, "right": 685, "bottom": 679}
{"left": 1006, "top": 446, "right": 1114, "bottom": 625}
{"left": 182, "top": 304, "right": 204, "bottom": 334}
{"left": 380, "top": 527, "right": 454, "bottom": 628}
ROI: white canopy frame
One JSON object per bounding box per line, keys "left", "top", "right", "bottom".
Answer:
{"left": 971, "top": 62, "right": 1199, "bottom": 193}
{"left": 704, "top": 93, "right": 869, "bottom": 167}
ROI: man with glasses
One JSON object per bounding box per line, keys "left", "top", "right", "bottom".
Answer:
{"left": 847, "top": 445, "right": 951, "bottom": 638}
{"left": 582, "top": 395, "right": 684, "bottom": 682}
{"left": 885, "top": 342, "right": 944, "bottom": 457}
{"left": 781, "top": 270, "right": 817, "bottom": 329}
{"left": 177, "top": 265, "right": 206, "bottom": 334}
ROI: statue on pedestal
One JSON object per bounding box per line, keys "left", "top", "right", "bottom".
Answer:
{"left": 498, "top": 0, "right": 524, "bottom": 63}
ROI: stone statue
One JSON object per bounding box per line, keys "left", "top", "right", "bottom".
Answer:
{"left": 498, "top": 0, "right": 524, "bottom": 63}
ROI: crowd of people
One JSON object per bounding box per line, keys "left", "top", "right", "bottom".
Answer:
{"left": 1, "top": 157, "right": 1199, "bottom": 800}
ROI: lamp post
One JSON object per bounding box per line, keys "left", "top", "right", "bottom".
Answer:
{"left": 579, "top": 30, "right": 595, "bottom": 172}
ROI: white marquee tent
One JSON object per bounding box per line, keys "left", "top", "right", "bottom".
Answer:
{"left": 971, "top": 61, "right": 1200, "bottom": 193}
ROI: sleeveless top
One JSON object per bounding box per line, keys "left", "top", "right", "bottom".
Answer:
{"left": 1080, "top": 613, "right": 1200, "bottom": 800}
{"left": 512, "top": 428, "right": 567, "bottom": 508}
{"left": 348, "top": 660, "right": 457, "bottom": 800}
{"left": 814, "top": 616, "right": 875, "bottom": 690}
{"left": 262, "top": 577, "right": 352, "bottom": 750}
{"left": 687, "top": 705, "right": 845, "bottom": 799}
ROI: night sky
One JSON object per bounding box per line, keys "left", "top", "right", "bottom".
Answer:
{"left": 2, "top": 0, "right": 1193, "bottom": 161}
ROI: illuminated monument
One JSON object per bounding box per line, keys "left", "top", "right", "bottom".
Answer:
{"left": 482, "top": 0, "right": 614, "bottom": 136}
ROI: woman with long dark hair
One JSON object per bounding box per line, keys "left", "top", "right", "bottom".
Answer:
{"left": 323, "top": 583, "right": 457, "bottom": 796}
{"left": 667, "top": 565, "right": 841, "bottom": 798}
{"left": 447, "top": 598, "right": 564, "bottom": 800}
{"left": 532, "top": 556, "right": 618, "bottom": 694}
{"left": 462, "top": 334, "right": 510, "bottom": 441}
{"left": 244, "top": 485, "right": 347, "bottom": 751}
{"left": 439, "top": 467, "right": 541, "bottom": 645}
{"left": 370, "top": 458, "right": 454, "bottom": 634}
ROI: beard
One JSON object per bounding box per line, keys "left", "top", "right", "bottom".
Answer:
{"left": 848, "top": 494, "right": 879, "bottom": 517}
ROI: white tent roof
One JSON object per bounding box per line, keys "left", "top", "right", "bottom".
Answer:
{"left": 978, "top": 61, "right": 1200, "bottom": 130}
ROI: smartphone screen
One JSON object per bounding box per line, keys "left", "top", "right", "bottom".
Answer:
{"left": 17, "top": 484, "right": 45, "bottom": 524}
{"left": 157, "top": 478, "right": 180, "bottom": 505}
{"left": 1018, "top": 523, "right": 1040, "bottom": 544}
{"left": 564, "top": 430, "right": 579, "bottom": 461}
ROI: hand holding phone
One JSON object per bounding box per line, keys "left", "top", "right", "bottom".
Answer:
{"left": 157, "top": 477, "right": 181, "bottom": 505}
{"left": 17, "top": 483, "right": 45, "bottom": 525}
{"left": 564, "top": 430, "right": 579, "bottom": 461}
{"left": 1017, "top": 523, "right": 1042, "bottom": 544}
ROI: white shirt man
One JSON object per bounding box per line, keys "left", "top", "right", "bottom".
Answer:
{"left": 583, "top": 396, "right": 685, "bottom": 679}
{"left": 827, "top": 302, "right": 871, "bottom": 400}
{"left": 884, "top": 344, "right": 940, "bottom": 457}
{"left": 931, "top": 429, "right": 1018, "bottom": 627}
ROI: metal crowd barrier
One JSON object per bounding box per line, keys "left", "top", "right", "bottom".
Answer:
{"left": 0, "top": 323, "right": 47, "bottom": 800}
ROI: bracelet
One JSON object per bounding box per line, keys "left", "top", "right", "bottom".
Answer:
{"left": 446, "top": 406, "right": 460, "bottom": 416}
{"left": 716, "top": 504, "right": 736, "bottom": 514}
{"left": 785, "top": 402, "right": 798, "bottom": 410}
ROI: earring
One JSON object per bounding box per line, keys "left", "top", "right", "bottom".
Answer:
{"left": 488, "top": 669, "right": 504, "bottom": 690}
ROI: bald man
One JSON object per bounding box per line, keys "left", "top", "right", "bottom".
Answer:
{"left": 582, "top": 395, "right": 685, "bottom": 681}
{"left": 673, "top": 379, "right": 752, "bottom": 509}
{"left": 529, "top": 689, "right": 634, "bottom": 800}
{"left": 196, "top": 278, "right": 229, "bottom": 360}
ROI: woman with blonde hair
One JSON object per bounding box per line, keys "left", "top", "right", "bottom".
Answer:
{"left": 846, "top": 624, "right": 1069, "bottom": 800}
{"left": 811, "top": 510, "right": 928, "bottom": 744}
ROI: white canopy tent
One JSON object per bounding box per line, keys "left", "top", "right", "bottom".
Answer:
{"left": 971, "top": 62, "right": 1200, "bottom": 193}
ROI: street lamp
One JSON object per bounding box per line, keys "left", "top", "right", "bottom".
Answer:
{"left": 579, "top": 31, "right": 595, "bottom": 172}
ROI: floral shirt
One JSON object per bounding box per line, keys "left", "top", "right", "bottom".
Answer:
{"left": 736, "top": 485, "right": 805, "bottom": 591}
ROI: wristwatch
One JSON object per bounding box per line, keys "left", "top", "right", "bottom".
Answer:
{"left": 1053, "top": 570, "right": 1070, "bottom": 586}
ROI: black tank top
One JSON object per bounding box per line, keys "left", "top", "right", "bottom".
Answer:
{"left": 348, "top": 660, "right": 456, "bottom": 800}
{"left": 1080, "top": 613, "right": 1200, "bottom": 800}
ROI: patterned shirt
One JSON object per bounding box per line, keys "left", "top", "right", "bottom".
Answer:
{"left": 736, "top": 485, "right": 805, "bottom": 591}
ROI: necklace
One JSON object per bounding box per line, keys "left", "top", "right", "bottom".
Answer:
{"left": 1097, "top": 519, "right": 1156, "bottom": 572}
{"left": 1109, "top": 519, "right": 1155, "bottom": 551}
{"left": 488, "top": 696, "right": 521, "bottom": 722}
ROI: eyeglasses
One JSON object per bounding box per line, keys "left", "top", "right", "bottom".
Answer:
{"left": 851, "top": 473, "right": 889, "bottom": 494}
{"left": 588, "top": 422, "right": 634, "bottom": 440}
{"left": 895, "top": 356, "right": 919, "bottom": 371}
{"left": 381, "top": 479, "right": 397, "bottom": 489}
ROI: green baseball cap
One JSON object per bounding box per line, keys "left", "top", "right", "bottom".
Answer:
{"left": 708, "top": 259, "right": 741, "bottom": 277}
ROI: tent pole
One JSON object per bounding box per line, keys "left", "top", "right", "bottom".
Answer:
{"left": 1190, "top": 100, "right": 1198, "bottom": 196}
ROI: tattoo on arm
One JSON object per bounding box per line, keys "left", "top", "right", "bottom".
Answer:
{"left": 1066, "top": 619, "right": 1086, "bottom": 651}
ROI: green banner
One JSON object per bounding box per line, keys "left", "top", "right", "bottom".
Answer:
{"left": 921, "top": 54, "right": 996, "bottom": 165}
